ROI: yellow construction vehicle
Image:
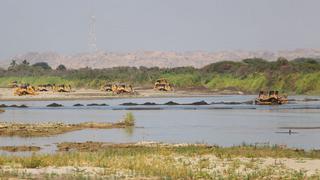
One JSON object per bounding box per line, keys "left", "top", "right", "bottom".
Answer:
{"left": 36, "top": 84, "right": 53, "bottom": 92}
{"left": 8, "top": 81, "right": 18, "bottom": 88}
{"left": 100, "top": 83, "right": 113, "bottom": 92}
{"left": 13, "top": 84, "right": 38, "bottom": 96}
{"left": 112, "top": 83, "right": 134, "bottom": 94}
{"left": 153, "top": 78, "right": 173, "bottom": 91}
{"left": 53, "top": 84, "right": 72, "bottom": 92}
{"left": 255, "top": 90, "right": 288, "bottom": 105}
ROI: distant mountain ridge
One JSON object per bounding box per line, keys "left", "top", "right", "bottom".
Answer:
{"left": 1, "top": 49, "right": 320, "bottom": 69}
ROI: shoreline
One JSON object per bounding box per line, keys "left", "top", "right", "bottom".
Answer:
{"left": 0, "top": 87, "right": 252, "bottom": 101}
{"left": 1, "top": 87, "right": 318, "bottom": 102}
{"left": 0, "top": 142, "right": 320, "bottom": 179}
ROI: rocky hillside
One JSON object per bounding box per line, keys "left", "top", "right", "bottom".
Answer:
{"left": 1, "top": 49, "right": 320, "bottom": 69}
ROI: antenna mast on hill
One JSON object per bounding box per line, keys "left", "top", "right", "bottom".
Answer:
{"left": 88, "top": 1, "right": 97, "bottom": 52}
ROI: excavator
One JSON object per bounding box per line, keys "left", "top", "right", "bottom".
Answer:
{"left": 255, "top": 90, "right": 288, "bottom": 105}
{"left": 153, "top": 78, "right": 173, "bottom": 91}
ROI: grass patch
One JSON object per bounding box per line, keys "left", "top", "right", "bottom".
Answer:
{"left": 0, "top": 144, "right": 319, "bottom": 179}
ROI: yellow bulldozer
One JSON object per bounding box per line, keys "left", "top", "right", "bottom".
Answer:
{"left": 112, "top": 84, "right": 134, "bottom": 94}
{"left": 53, "top": 84, "right": 72, "bottom": 92}
{"left": 100, "top": 83, "right": 113, "bottom": 92}
{"left": 9, "top": 81, "right": 19, "bottom": 88}
{"left": 13, "top": 84, "right": 38, "bottom": 96}
{"left": 255, "top": 90, "right": 288, "bottom": 105}
{"left": 36, "top": 84, "right": 54, "bottom": 92}
{"left": 101, "top": 82, "right": 134, "bottom": 94}
{"left": 153, "top": 78, "right": 173, "bottom": 91}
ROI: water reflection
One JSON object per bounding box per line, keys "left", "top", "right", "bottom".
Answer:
{"left": 123, "top": 126, "right": 134, "bottom": 136}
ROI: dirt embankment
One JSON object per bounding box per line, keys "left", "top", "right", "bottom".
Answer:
{"left": 0, "top": 121, "right": 133, "bottom": 137}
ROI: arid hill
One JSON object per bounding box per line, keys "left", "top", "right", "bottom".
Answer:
{"left": 1, "top": 49, "right": 320, "bottom": 69}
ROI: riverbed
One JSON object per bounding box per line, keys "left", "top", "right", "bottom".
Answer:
{"left": 0, "top": 95, "right": 320, "bottom": 154}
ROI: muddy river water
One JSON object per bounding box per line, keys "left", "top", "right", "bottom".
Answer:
{"left": 1, "top": 95, "right": 320, "bottom": 154}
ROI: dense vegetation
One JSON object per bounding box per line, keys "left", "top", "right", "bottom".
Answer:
{"left": 0, "top": 57, "right": 320, "bottom": 94}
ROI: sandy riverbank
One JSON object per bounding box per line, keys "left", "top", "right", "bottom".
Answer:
{"left": 0, "top": 142, "right": 320, "bottom": 179}
{"left": 0, "top": 87, "right": 243, "bottom": 101}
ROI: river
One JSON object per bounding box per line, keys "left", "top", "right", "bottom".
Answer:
{"left": 0, "top": 95, "right": 320, "bottom": 154}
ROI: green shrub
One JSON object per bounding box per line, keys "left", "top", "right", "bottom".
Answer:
{"left": 123, "top": 112, "right": 135, "bottom": 126}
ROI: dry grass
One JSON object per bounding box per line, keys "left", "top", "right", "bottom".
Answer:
{"left": 0, "top": 143, "right": 320, "bottom": 179}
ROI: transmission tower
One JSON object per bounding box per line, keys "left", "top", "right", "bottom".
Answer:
{"left": 88, "top": 14, "right": 97, "bottom": 52}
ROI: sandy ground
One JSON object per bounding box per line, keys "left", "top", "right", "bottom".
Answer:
{"left": 0, "top": 142, "right": 319, "bottom": 178}
{"left": 0, "top": 157, "right": 319, "bottom": 178}
{"left": 0, "top": 87, "right": 240, "bottom": 101}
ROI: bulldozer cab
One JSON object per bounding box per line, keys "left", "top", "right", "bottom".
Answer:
{"left": 155, "top": 78, "right": 168, "bottom": 84}
{"left": 100, "top": 83, "right": 113, "bottom": 92}
{"left": 9, "top": 81, "right": 18, "bottom": 88}
{"left": 154, "top": 78, "right": 173, "bottom": 91}
{"left": 53, "top": 84, "right": 72, "bottom": 92}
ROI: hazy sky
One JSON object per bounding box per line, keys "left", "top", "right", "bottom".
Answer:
{"left": 0, "top": 0, "right": 320, "bottom": 59}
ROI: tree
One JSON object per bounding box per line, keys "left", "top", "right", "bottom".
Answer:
{"left": 10, "top": 60, "right": 17, "bottom": 67}
{"left": 32, "top": 62, "right": 52, "bottom": 70}
{"left": 22, "top": 59, "right": 30, "bottom": 66}
{"left": 8, "top": 60, "right": 17, "bottom": 70}
{"left": 276, "top": 57, "right": 289, "bottom": 66}
{"left": 56, "top": 64, "right": 67, "bottom": 71}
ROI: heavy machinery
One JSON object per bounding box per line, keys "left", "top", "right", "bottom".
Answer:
{"left": 8, "top": 81, "right": 18, "bottom": 88}
{"left": 100, "top": 83, "right": 113, "bottom": 92}
{"left": 153, "top": 78, "right": 173, "bottom": 91}
{"left": 101, "top": 82, "right": 134, "bottom": 94}
{"left": 13, "top": 84, "right": 38, "bottom": 96}
{"left": 113, "top": 84, "right": 134, "bottom": 94}
{"left": 53, "top": 84, "right": 72, "bottom": 92}
{"left": 36, "top": 84, "right": 54, "bottom": 92}
{"left": 255, "top": 90, "right": 288, "bottom": 105}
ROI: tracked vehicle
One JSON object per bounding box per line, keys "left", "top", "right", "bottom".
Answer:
{"left": 255, "top": 91, "right": 288, "bottom": 105}
{"left": 100, "top": 83, "right": 113, "bottom": 92}
{"left": 13, "top": 84, "right": 38, "bottom": 96}
{"left": 9, "top": 81, "right": 18, "bottom": 88}
{"left": 53, "top": 84, "right": 72, "bottom": 92}
{"left": 36, "top": 84, "right": 53, "bottom": 92}
{"left": 113, "top": 84, "right": 134, "bottom": 94}
{"left": 153, "top": 78, "right": 173, "bottom": 91}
